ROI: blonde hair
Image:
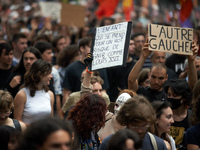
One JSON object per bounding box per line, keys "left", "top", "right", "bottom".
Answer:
{"left": 0, "top": 90, "right": 14, "bottom": 110}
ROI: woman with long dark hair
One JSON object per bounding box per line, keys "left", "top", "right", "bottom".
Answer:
{"left": 150, "top": 101, "right": 176, "bottom": 150}
{"left": 14, "top": 59, "right": 54, "bottom": 125}
{"left": 67, "top": 93, "right": 107, "bottom": 149}
{"left": 6, "top": 47, "right": 42, "bottom": 98}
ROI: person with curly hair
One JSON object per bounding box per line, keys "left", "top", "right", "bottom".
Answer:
{"left": 67, "top": 93, "right": 107, "bottom": 149}
{"left": 14, "top": 59, "right": 54, "bottom": 125}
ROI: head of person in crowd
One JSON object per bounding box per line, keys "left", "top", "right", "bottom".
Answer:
{"left": 132, "top": 32, "right": 145, "bottom": 57}
{"left": 137, "top": 68, "right": 150, "bottom": 88}
{"left": 150, "top": 101, "right": 174, "bottom": 144}
{"left": 12, "top": 33, "right": 28, "bottom": 56}
{"left": 16, "top": 117, "right": 73, "bottom": 150}
{"left": 67, "top": 93, "right": 107, "bottom": 139}
{"left": 184, "top": 56, "right": 200, "bottom": 73}
{"left": 0, "top": 38, "right": 7, "bottom": 44}
{"left": 0, "top": 43, "right": 13, "bottom": 69}
{"left": 52, "top": 35, "right": 67, "bottom": 55}
{"left": 78, "top": 37, "right": 92, "bottom": 59}
{"left": 80, "top": 70, "right": 110, "bottom": 106}
{"left": 0, "top": 125, "right": 20, "bottom": 150}
{"left": 23, "top": 59, "right": 52, "bottom": 97}
{"left": 34, "top": 41, "right": 53, "bottom": 63}
{"left": 32, "top": 34, "right": 51, "bottom": 46}
{"left": 107, "top": 129, "right": 142, "bottom": 150}
{"left": 116, "top": 95, "right": 156, "bottom": 138}
{"left": 57, "top": 45, "right": 80, "bottom": 68}
{"left": 78, "top": 26, "right": 90, "bottom": 40}
{"left": 114, "top": 89, "right": 137, "bottom": 115}
{"left": 132, "top": 21, "right": 144, "bottom": 34}
{"left": 164, "top": 79, "right": 192, "bottom": 110}
{"left": 129, "top": 35, "right": 135, "bottom": 56}
{"left": 150, "top": 51, "right": 166, "bottom": 64}
{"left": 0, "top": 90, "right": 14, "bottom": 126}
{"left": 99, "top": 17, "right": 115, "bottom": 26}
{"left": 13, "top": 47, "right": 42, "bottom": 74}
{"left": 149, "top": 63, "right": 168, "bottom": 91}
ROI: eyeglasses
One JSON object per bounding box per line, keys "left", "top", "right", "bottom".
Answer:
{"left": 129, "top": 124, "right": 150, "bottom": 131}
{"left": 0, "top": 111, "right": 12, "bottom": 117}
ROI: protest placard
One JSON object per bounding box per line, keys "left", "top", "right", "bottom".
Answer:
{"left": 90, "top": 21, "right": 132, "bottom": 71}
{"left": 60, "top": 3, "right": 85, "bottom": 27}
{"left": 148, "top": 24, "right": 193, "bottom": 55}
{"left": 39, "top": 2, "right": 62, "bottom": 23}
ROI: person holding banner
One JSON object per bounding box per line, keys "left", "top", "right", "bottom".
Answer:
{"left": 62, "top": 37, "right": 109, "bottom": 105}
{"left": 128, "top": 39, "right": 198, "bottom": 102}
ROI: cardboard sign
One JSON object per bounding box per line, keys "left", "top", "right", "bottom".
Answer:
{"left": 60, "top": 3, "right": 85, "bottom": 27}
{"left": 39, "top": 2, "right": 62, "bottom": 23}
{"left": 90, "top": 21, "right": 132, "bottom": 71}
{"left": 148, "top": 24, "right": 193, "bottom": 55}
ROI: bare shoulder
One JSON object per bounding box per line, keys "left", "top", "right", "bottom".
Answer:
{"left": 49, "top": 90, "right": 54, "bottom": 98}
{"left": 164, "top": 140, "right": 171, "bottom": 150}
{"left": 19, "top": 121, "right": 27, "bottom": 133}
{"left": 14, "top": 89, "right": 26, "bottom": 103}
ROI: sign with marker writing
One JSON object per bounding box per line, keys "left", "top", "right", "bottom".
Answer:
{"left": 90, "top": 21, "right": 132, "bottom": 71}
{"left": 148, "top": 24, "right": 193, "bottom": 55}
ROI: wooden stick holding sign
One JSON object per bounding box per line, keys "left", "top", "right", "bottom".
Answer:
{"left": 90, "top": 21, "right": 132, "bottom": 71}
{"left": 148, "top": 24, "right": 193, "bottom": 55}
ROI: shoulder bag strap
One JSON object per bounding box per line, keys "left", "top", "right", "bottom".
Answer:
{"left": 148, "top": 132, "right": 158, "bottom": 150}
{"left": 13, "top": 119, "right": 22, "bottom": 132}
{"left": 91, "top": 131, "right": 98, "bottom": 150}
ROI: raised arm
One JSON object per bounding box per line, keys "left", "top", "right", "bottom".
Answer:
{"left": 81, "top": 53, "right": 93, "bottom": 96}
{"left": 128, "top": 41, "right": 151, "bottom": 91}
{"left": 187, "top": 42, "right": 198, "bottom": 89}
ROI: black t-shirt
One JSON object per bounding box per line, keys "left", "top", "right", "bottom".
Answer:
{"left": 165, "top": 54, "right": 186, "bottom": 76}
{"left": 170, "top": 109, "right": 192, "bottom": 150}
{"left": 0, "top": 67, "right": 13, "bottom": 90}
{"left": 106, "top": 59, "right": 135, "bottom": 102}
{"left": 62, "top": 61, "right": 109, "bottom": 92}
{"left": 137, "top": 86, "right": 167, "bottom": 102}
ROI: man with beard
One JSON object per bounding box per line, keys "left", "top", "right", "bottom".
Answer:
{"left": 5, "top": 47, "right": 42, "bottom": 98}
{"left": 128, "top": 41, "right": 168, "bottom": 102}
{"left": 128, "top": 40, "right": 197, "bottom": 102}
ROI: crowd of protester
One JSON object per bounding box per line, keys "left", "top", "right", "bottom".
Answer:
{"left": 0, "top": 0, "right": 200, "bottom": 150}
